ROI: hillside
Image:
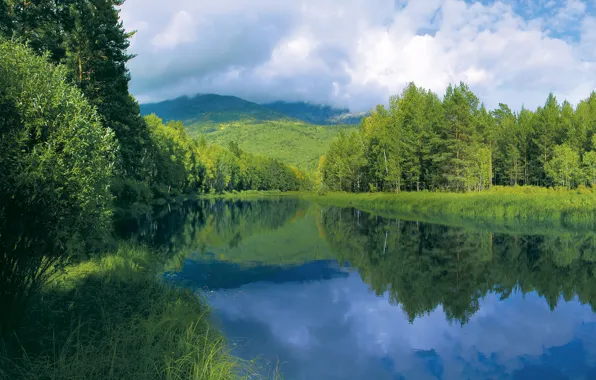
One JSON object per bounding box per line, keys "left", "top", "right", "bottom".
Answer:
{"left": 140, "top": 94, "right": 359, "bottom": 171}
{"left": 262, "top": 101, "right": 365, "bottom": 125}
{"left": 140, "top": 94, "right": 287, "bottom": 124}
{"left": 189, "top": 119, "right": 356, "bottom": 171}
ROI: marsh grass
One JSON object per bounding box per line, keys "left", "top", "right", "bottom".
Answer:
{"left": 301, "top": 186, "right": 596, "bottom": 232}
{"left": 0, "top": 243, "right": 260, "bottom": 380}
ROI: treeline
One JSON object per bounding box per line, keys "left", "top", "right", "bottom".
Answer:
{"left": 145, "top": 115, "right": 307, "bottom": 196}
{"left": 320, "top": 82, "right": 596, "bottom": 192}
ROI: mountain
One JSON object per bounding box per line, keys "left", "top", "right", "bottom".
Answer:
{"left": 262, "top": 101, "right": 365, "bottom": 125}
{"left": 140, "top": 94, "right": 287, "bottom": 124}
{"left": 140, "top": 94, "right": 359, "bottom": 171}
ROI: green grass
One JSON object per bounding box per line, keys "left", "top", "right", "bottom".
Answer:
{"left": 188, "top": 120, "right": 357, "bottom": 171}
{"left": 0, "top": 243, "right": 264, "bottom": 380}
{"left": 203, "top": 186, "right": 596, "bottom": 233}
{"left": 301, "top": 185, "right": 596, "bottom": 232}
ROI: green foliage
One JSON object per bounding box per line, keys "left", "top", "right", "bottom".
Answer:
{"left": 321, "top": 82, "right": 596, "bottom": 193}
{"left": 0, "top": 40, "right": 117, "bottom": 332}
{"left": 322, "top": 130, "right": 366, "bottom": 192}
{"left": 140, "top": 95, "right": 359, "bottom": 173}
{"left": 545, "top": 144, "right": 582, "bottom": 188}
{"left": 1, "top": 243, "right": 244, "bottom": 380}
{"left": 318, "top": 205, "right": 596, "bottom": 325}
{"left": 187, "top": 119, "right": 357, "bottom": 172}
{"left": 310, "top": 186, "right": 596, "bottom": 229}
{"left": 2, "top": 0, "right": 154, "bottom": 180}
{"left": 143, "top": 115, "right": 308, "bottom": 194}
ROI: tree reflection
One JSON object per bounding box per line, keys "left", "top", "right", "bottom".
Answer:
{"left": 319, "top": 207, "right": 596, "bottom": 325}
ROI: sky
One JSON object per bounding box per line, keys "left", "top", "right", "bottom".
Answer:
{"left": 120, "top": 0, "right": 596, "bottom": 112}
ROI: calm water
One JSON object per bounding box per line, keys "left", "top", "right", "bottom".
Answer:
{"left": 143, "top": 198, "right": 596, "bottom": 379}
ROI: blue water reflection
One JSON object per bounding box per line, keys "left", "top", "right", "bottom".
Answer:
{"left": 202, "top": 268, "right": 596, "bottom": 379}
{"left": 161, "top": 199, "right": 596, "bottom": 379}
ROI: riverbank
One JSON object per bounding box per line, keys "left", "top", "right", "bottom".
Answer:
{"left": 309, "top": 186, "right": 596, "bottom": 230}
{"left": 201, "top": 186, "right": 596, "bottom": 232}
{"left": 0, "top": 243, "right": 243, "bottom": 380}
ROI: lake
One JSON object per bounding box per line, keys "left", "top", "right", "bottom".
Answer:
{"left": 136, "top": 198, "right": 596, "bottom": 379}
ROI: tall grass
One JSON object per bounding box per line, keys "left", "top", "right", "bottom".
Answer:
{"left": 0, "top": 243, "right": 251, "bottom": 380}
{"left": 303, "top": 185, "right": 596, "bottom": 231}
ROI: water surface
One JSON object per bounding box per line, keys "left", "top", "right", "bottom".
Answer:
{"left": 153, "top": 198, "right": 596, "bottom": 379}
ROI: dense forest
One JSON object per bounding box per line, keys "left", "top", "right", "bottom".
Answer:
{"left": 320, "top": 83, "right": 596, "bottom": 192}
{"left": 0, "top": 0, "right": 304, "bottom": 343}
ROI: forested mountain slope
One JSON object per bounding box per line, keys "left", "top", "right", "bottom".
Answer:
{"left": 141, "top": 94, "right": 358, "bottom": 171}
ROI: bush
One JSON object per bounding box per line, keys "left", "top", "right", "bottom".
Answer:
{"left": 0, "top": 40, "right": 117, "bottom": 333}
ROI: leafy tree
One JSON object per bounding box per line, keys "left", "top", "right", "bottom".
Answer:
{"left": 4, "top": 0, "right": 154, "bottom": 180}
{"left": 492, "top": 103, "right": 520, "bottom": 185}
{"left": 0, "top": 40, "right": 117, "bottom": 332}
{"left": 545, "top": 144, "right": 582, "bottom": 189}
{"left": 394, "top": 83, "right": 435, "bottom": 191}
{"left": 322, "top": 130, "right": 366, "bottom": 191}
{"left": 440, "top": 83, "right": 481, "bottom": 190}
{"left": 533, "top": 93, "right": 561, "bottom": 186}
{"left": 583, "top": 151, "right": 596, "bottom": 186}
{"left": 464, "top": 144, "right": 492, "bottom": 191}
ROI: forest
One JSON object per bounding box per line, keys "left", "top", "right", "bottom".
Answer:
{"left": 0, "top": 0, "right": 307, "bottom": 318}
{"left": 320, "top": 82, "right": 596, "bottom": 193}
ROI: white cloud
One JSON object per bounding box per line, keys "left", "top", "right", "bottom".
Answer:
{"left": 120, "top": 0, "right": 596, "bottom": 112}
{"left": 151, "top": 11, "right": 197, "bottom": 49}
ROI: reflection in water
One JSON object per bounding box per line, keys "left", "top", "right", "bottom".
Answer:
{"left": 151, "top": 199, "right": 596, "bottom": 379}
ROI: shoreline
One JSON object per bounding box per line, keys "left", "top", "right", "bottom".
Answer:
{"left": 200, "top": 187, "right": 596, "bottom": 234}
{"left": 0, "top": 243, "right": 267, "bottom": 380}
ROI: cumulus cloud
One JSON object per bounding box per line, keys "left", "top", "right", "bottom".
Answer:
{"left": 120, "top": 0, "right": 596, "bottom": 112}
{"left": 205, "top": 272, "right": 596, "bottom": 379}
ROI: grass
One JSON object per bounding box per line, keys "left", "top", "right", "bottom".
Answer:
{"left": 302, "top": 185, "right": 596, "bottom": 232}
{"left": 188, "top": 120, "right": 357, "bottom": 171}
{"left": 202, "top": 186, "right": 596, "bottom": 233}
{"left": 0, "top": 243, "right": 259, "bottom": 380}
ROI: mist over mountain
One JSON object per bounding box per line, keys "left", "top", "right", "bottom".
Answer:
{"left": 262, "top": 101, "right": 365, "bottom": 125}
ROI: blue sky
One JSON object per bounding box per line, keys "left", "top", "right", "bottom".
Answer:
{"left": 120, "top": 0, "right": 595, "bottom": 112}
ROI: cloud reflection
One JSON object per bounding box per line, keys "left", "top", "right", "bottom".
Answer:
{"left": 207, "top": 271, "right": 596, "bottom": 380}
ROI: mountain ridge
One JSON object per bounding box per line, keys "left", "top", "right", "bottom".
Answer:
{"left": 261, "top": 100, "right": 365, "bottom": 125}
{"left": 139, "top": 94, "right": 288, "bottom": 124}
{"left": 140, "top": 94, "right": 364, "bottom": 126}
